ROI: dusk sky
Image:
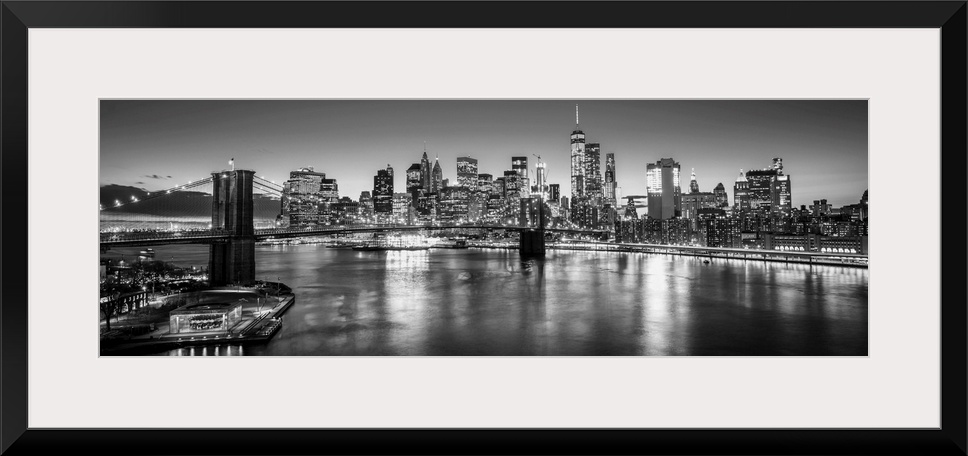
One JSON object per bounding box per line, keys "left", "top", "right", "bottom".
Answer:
{"left": 100, "top": 100, "right": 867, "bottom": 207}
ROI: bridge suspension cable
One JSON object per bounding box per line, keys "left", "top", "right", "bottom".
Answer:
{"left": 100, "top": 176, "right": 214, "bottom": 211}
{"left": 253, "top": 175, "right": 284, "bottom": 194}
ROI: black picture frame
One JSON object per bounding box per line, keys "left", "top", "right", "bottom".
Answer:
{"left": 2, "top": 1, "right": 965, "bottom": 455}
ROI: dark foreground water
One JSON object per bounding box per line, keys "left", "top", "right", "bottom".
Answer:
{"left": 103, "top": 245, "right": 868, "bottom": 356}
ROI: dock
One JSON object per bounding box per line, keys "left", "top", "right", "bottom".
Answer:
{"left": 101, "top": 293, "right": 296, "bottom": 355}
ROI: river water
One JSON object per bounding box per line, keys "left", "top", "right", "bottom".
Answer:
{"left": 102, "top": 245, "right": 868, "bottom": 356}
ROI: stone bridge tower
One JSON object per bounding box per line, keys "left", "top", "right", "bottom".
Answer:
{"left": 208, "top": 169, "right": 256, "bottom": 286}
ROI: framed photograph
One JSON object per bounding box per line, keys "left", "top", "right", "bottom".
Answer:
{"left": 2, "top": 1, "right": 965, "bottom": 454}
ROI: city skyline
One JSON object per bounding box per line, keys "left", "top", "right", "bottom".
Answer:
{"left": 100, "top": 100, "right": 868, "bottom": 208}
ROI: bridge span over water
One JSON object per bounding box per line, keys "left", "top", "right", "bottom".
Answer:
{"left": 100, "top": 224, "right": 607, "bottom": 248}
{"left": 100, "top": 169, "right": 599, "bottom": 285}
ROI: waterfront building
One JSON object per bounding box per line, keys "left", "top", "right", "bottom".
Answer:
{"left": 604, "top": 153, "right": 616, "bottom": 207}
{"left": 646, "top": 158, "right": 681, "bottom": 220}
{"left": 169, "top": 301, "right": 242, "bottom": 334}
{"left": 641, "top": 217, "right": 690, "bottom": 245}
{"left": 761, "top": 233, "right": 868, "bottom": 254}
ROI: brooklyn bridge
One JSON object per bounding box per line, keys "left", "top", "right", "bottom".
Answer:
{"left": 100, "top": 169, "right": 608, "bottom": 285}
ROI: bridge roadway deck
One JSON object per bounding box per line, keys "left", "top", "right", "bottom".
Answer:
{"left": 100, "top": 225, "right": 608, "bottom": 247}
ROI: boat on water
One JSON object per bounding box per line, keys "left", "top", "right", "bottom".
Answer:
{"left": 138, "top": 248, "right": 155, "bottom": 259}
{"left": 438, "top": 239, "right": 469, "bottom": 249}
{"left": 352, "top": 244, "right": 431, "bottom": 251}
{"left": 352, "top": 235, "right": 433, "bottom": 251}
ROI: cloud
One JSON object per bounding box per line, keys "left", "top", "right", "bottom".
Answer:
{"left": 167, "top": 175, "right": 172, "bottom": 178}
{"left": 135, "top": 181, "right": 145, "bottom": 185}
{"left": 143, "top": 174, "right": 170, "bottom": 180}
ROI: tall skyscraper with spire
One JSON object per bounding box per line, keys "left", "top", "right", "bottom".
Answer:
{"left": 733, "top": 169, "right": 751, "bottom": 213}
{"left": 689, "top": 169, "right": 700, "bottom": 193}
{"left": 570, "top": 104, "right": 586, "bottom": 202}
{"left": 431, "top": 156, "right": 443, "bottom": 194}
{"left": 420, "top": 145, "right": 431, "bottom": 191}
{"left": 569, "top": 104, "right": 589, "bottom": 226}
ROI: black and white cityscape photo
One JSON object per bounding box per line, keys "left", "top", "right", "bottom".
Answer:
{"left": 99, "top": 100, "right": 869, "bottom": 356}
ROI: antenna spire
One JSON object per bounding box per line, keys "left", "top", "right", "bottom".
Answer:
{"left": 575, "top": 104, "right": 580, "bottom": 127}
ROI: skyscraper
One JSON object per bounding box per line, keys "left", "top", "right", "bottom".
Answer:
{"left": 745, "top": 168, "right": 777, "bottom": 212}
{"left": 569, "top": 105, "right": 589, "bottom": 227}
{"left": 282, "top": 167, "right": 327, "bottom": 228}
{"left": 502, "top": 170, "right": 521, "bottom": 221}
{"left": 511, "top": 156, "right": 528, "bottom": 178}
{"left": 733, "top": 170, "right": 751, "bottom": 213}
{"left": 431, "top": 157, "right": 443, "bottom": 194}
{"left": 406, "top": 163, "right": 422, "bottom": 204}
{"left": 319, "top": 177, "right": 339, "bottom": 224}
{"left": 604, "top": 153, "right": 616, "bottom": 207}
{"left": 534, "top": 161, "right": 547, "bottom": 198}
{"left": 477, "top": 173, "right": 493, "bottom": 196}
{"left": 645, "top": 158, "right": 681, "bottom": 220}
{"left": 570, "top": 105, "right": 586, "bottom": 201}
{"left": 772, "top": 174, "right": 792, "bottom": 217}
{"left": 689, "top": 169, "right": 700, "bottom": 193}
{"left": 359, "top": 191, "right": 373, "bottom": 219}
{"left": 373, "top": 165, "right": 393, "bottom": 216}
{"left": 713, "top": 182, "right": 729, "bottom": 208}
{"left": 511, "top": 156, "right": 529, "bottom": 199}
{"left": 420, "top": 147, "right": 431, "bottom": 191}
{"left": 457, "top": 156, "right": 479, "bottom": 189}
{"left": 740, "top": 158, "right": 792, "bottom": 218}
{"left": 584, "top": 143, "right": 603, "bottom": 202}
